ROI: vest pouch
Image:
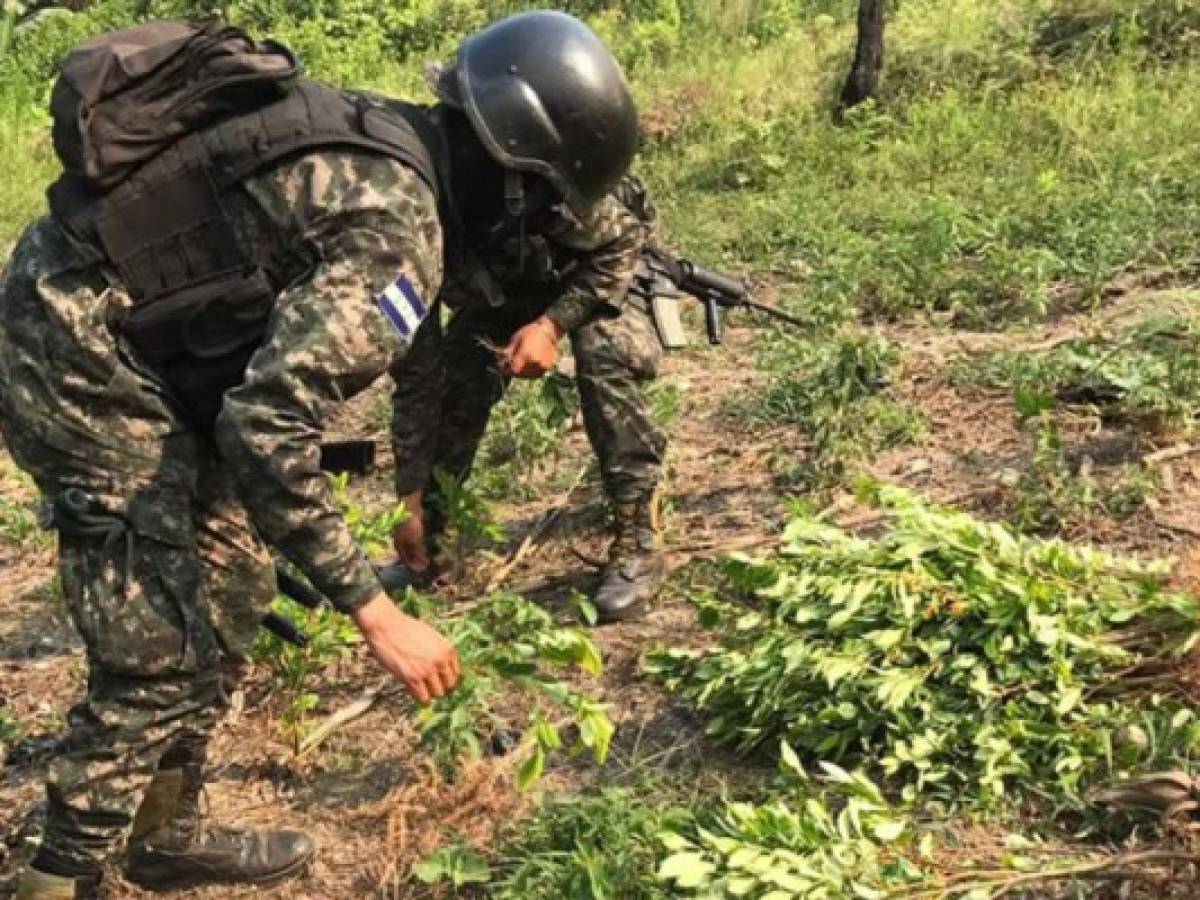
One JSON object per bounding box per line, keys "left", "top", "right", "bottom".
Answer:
{"left": 181, "top": 269, "right": 276, "bottom": 360}
{"left": 122, "top": 267, "right": 275, "bottom": 426}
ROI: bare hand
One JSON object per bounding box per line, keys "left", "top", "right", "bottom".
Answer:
{"left": 502, "top": 316, "right": 563, "bottom": 379}
{"left": 353, "top": 594, "right": 460, "bottom": 704}
{"left": 393, "top": 490, "right": 430, "bottom": 572}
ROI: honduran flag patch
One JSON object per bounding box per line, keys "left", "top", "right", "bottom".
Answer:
{"left": 377, "top": 273, "right": 428, "bottom": 342}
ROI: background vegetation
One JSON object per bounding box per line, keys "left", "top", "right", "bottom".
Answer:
{"left": 5, "top": 0, "right": 1200, "bottom": 896}
{"left": 6, "top": 0, "right": 1200, "bottom": 327}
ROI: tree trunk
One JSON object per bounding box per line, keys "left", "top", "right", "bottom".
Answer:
{"left": 837, "top": 0, "right": 887, "bottom": 119}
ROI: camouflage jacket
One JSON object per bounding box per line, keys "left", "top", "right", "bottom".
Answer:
{"left": 443, "top": 193, "right": 645, "bottom": 330}
{"left": 214, "top": 151, "right": 443, "bottom": 612}
{"left": 388, "top": 184, "right": 648, "bottom": 497}
{"left": 0, "top": 150, "right": 443, "bottom": 614}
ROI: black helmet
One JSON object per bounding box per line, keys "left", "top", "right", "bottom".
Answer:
{"left": 431, "top": 10, "right": 639, "bottom": 219}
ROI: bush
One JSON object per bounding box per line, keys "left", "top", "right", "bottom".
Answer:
{"left": 649, "top": 486, "right": 1200, "bottom": 808}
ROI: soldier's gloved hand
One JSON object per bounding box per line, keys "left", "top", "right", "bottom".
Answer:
{"left": 393, "top": 490, "right": 430, "bottom": 573}
{"left": 353, "top": 593, "right": 460, "bottom": 704}
{"left": 503, "top": 316, "right": 563, "bottom": 379}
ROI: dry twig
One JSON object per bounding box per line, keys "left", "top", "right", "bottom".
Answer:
{"left": 483, "top": 465, "right": 589, "bottom": 593}
{"left": 898, "top": 849, "right": 1199, "bottom": 899}
{"left": 298, "top": 682, "right": 406, "bottom": 757}
{"left": 1144, "top": 443, "right": 1194, "bottom": 465}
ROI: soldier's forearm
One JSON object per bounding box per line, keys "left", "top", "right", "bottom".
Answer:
{"left": 213, "top": 412, "right": 381, "bottom": 613}
{"left": 545, "top": 293, "right": 605, "bottom": 334}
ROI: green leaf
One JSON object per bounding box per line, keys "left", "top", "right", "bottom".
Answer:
{"left": 868, "top": 628, "right": 906, "bottom": 650}
{"left": 450, "top": 852, "right": 491, "bottom": 886}
{"left": 578, "top": 710, "right": 615, "bottom": 763}
{"left": 657, "top": 851, "right": 716, "bottom": 888}
{"left": 779, "top": 740, "right": 806, "bottom": 779}
{"left": 658, "top": 830, "right": 693, "bottom": 853}
{"left": 573, "top": 632, "right": 605, "bottom": 677}
{"left": 412, "top": 847, "right": 491, "bottom": 886}
{"left": 1055, "top": 685, "right": 1082, "bottom": 716}
{"left": 411, "top": 857, "right": 448, "bottom": 884}
{"left": 517, "top": 745, "right": 545, "bottom": 792}
{"left": 727, "top": 875, "right": 759, "bottom": 896}
{"left": 875, "top": 669, "right": 925, "bottom": 711}
{"left": 871, "top": 819, "right": 906, "bottom": 842}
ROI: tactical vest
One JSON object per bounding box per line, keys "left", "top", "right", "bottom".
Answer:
{"left": 464, "top": 172, "right": 658, "bottom": 311}
{"left": 49, "top": 78, "right": 441, "bottom": 427}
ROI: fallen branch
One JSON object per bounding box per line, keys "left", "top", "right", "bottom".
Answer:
{"left": 896, "top": 849, "right": 1199, "bottom": 899}
{"left": 298, "top": 682, "right": 405, "bottom": 757}
{"left": 1155, "top": 515, "right": 1200, "bottom": 539}
{"left": 945, "top": 849, "right": 1198, "bottom": 898}
{"left": 1144, "top": 443, "right": 1194, "bottom": 465}
{"left": 483, "top": 465, "right": 589, "bottom": 594}
{"left": 665, "top": 533, "right": 777, "bottom": 559}
{"left": 569, "top": 546, "right": 606, "bottom": 569}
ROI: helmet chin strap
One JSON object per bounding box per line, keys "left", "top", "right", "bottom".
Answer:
{"left": 504, "top": 169, "right": 527, "bottom": 273}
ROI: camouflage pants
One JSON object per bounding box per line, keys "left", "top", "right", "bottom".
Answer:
{"left": 0, "top": 220, "right": 275, "bottom": 875}
{"left": 393, "top": 294, "right": 667, "bottom": 512}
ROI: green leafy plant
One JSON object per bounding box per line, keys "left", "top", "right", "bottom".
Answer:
{"left": 412, "top": 590, "right": 612, "bottom": 787}
{"left": 487, "top": 785, "right": 688, "bottom": 899}
{"left": 649, "top": 486, "right": 1200, "bottom": 809}
{"left": 413, "top": 843, "right": 492, "bottom": 889}
{"left": 328, "top": 471, "right": 409, "bottom": 555}
{"left": 959, "top": 315, "right": 1200, "bottom": 435}
{"left": 658, "top": 761, "right": 925, "bottom": 898}
{"left": 252, "top": 596, "right": 359, "bottom": 750}
{"left": 432, "top": 467, "right": 507, "bottom": 576}
{"left": 476, "top": 371, "right": 580, "bottom": 501}
{"left": 1009, "top": 415, "right": 1158, "bottom": 534}
{"left": 251, "top": 479, "right": 396, "bottom": 749}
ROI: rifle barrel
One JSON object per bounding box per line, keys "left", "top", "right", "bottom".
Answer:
{"left": 741, "top": 297, "right": 808, "bottom": 329}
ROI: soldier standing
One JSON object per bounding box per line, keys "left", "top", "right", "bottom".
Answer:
{"left": 2, "top": 12, "right": 638, "bottom": 898}
{"left": 389, "top": 63, "right": 671, "bottom": 623}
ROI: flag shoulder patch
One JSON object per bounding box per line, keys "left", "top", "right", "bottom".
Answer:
{"left": 377, "top": 273, "right": 428, "bottom": 342}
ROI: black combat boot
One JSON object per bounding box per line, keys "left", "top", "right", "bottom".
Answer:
{"left": 593, "top": 495, "right": 667, "bottom": 623}
{"left": 124, "top": 759, "right": 315, "bottom": 891}
{"left": 13, "top": 868, "right": 102, "bottom": 900}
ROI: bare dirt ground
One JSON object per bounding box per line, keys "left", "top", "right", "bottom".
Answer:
{"left": 2, "top": 288, "right": 1199, "bottom": 898}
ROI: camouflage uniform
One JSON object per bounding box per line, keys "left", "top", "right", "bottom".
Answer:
{"left": 0, "top": 150, "right": 442, "bottom": 873}
{"left": 391, "top": 185, "right": 667, "bottom": 515}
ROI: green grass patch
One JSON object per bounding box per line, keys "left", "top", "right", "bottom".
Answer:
{"left": 639, "top": 1, "right": 1200, "bottom": 325}
{"left": 956, "top": 314, "right": 1200, "bottom": 436}
{"left": 738, "top": 330, "right": 924, "bottom": 490}
{"left": 484, "top": 786, "right": 688, "bottom": 898}
{"left": 0, "top": 463, "right": 49, "bottom": 550}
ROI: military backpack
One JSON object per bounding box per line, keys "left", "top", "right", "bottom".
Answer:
{"left": 46, "top": 19, "right": 442, "bottom": 425}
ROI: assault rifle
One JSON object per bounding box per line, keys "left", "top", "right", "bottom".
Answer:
{"left": 635, "top": 246, "right": 807, "bottom": 347}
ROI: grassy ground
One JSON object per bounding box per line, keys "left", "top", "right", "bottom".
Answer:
{"left": 4, "top": 1, "right": 1200, "bottom": 897}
